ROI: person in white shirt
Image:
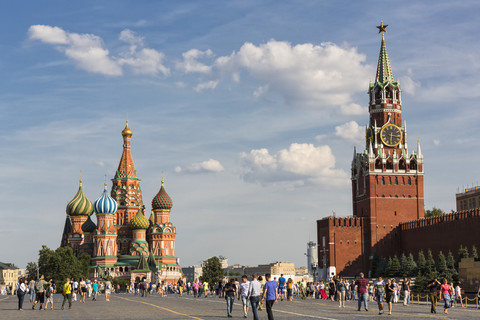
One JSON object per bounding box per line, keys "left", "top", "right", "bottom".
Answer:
{"left": 248, "top": 273, "right": 262, "bottom": 320}
{"left": 455, "top": 283, "right": 464, "bottom": 308}
{"left": 16, "top": 278, "right": 27, "bottom": 310}
{"left": 239, "top": 275, "right": 250, "bottom": 318}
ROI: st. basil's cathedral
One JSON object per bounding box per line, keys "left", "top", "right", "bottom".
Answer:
{"left": 60, "top": 121, "right": 182, "bottom": 283}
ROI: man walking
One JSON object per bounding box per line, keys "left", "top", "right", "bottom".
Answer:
{"left": 239, "top": 275, "right": 250, "bottom": 318}
{"left": 28, "top": 278, "right": 36, "bottom": 303}
{"left": 248, "top": 273, "right": 261, "bottom": 320}
{"left": 427, "top": 278, "right": 441, "bottom": 314}
{"left": 355, "top": 272, "right": 369, "bottom": 311}
{"left": 61, "top": 278, "right": 72, "bottom": 310}
{"left": 224, "top": 278, "right": 237, "bottom": 318}
{"left": 402, "top": 278, "right": 410, "bottom": 306}
{"left": 262, "top": 273, "right": 278, "bottom": 320}
{"left": 32, "top": 274, "right": 48, "bottom": 310}
{"left": 278, "top": 274, "right": 286, "bottom": 301}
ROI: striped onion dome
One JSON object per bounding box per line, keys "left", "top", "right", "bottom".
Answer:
{"left": 81, "top": 215, "right": 97, "bottom": 233}
{"left": 148, "top": 212, "right": 155, "bottom": 225}
{"left": 130, "top": 207, "right": 150, "bottom": 230}
{"left": 94, "top": 184, "right": 118, "bottom": 215}
{"left": 151, "top": 182, "right": 172, "bottom": 210}
{"left": 66, "top": 181, "right": 93, "bottom": 217}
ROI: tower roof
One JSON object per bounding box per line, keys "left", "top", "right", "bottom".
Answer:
{"left": 81, "top": 215, "right": 97, "bottom": 233}
{"left": 94, "top": 183, "right": 118, "bottom": 215}
{"left": 375, "top": 33, "right": 394, "bottom": 87}
{"left": 66, "top": 180, "right": 93, "bottom": 216}
{"left": 152, "top": 181, "right": 173, "bottom": 210}
{"left": 115, "top": 121, "right": 138, "bottom": 180}
{"left": 130, "top": 207, "right": 150, "bottom": 230}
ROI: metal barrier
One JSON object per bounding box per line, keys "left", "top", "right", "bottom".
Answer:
{"left": 409, "top": 293, "right": 479, "bottom": 309}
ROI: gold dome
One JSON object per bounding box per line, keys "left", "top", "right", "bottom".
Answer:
{"left": 122, "top": 121, "right": 133, "bottom": 137}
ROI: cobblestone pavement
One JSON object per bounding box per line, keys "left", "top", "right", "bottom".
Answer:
{"left": 1, "top": 293, "right": 478, "bottom": 319}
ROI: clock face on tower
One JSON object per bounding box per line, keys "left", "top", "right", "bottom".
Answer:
{"left": 380, "top": 124, "right": 402, "bottom": 147}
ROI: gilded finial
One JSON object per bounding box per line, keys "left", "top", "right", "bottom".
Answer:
{"left": 121, "top": 115, "right": 133, "bottom": 137}
{"left": 376, "top": 21, "right": 388, "bottom": 34}
{"left": 104, "top": 174, "right": 107, "bottom": 189}
{"left": 161, "top": 170, "right": 164, "bottom": 186}
{"left": 80, "top": 170, "right": 83, "bottom": 185}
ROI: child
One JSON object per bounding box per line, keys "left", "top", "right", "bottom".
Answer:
{"left": 45, "top": 280, "right": 54, "bottom": 310}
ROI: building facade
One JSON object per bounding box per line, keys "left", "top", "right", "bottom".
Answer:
{"left": 0, "top": 262, "right": 19, "bottom": 294}
{"left": 61, "top": 122, "right": 182, "bottom": 284}
{"left": 456, "top": 187, "right": 480, "bottom": 211}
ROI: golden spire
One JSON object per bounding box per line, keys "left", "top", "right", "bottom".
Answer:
{"left": 161, "top": 170, "right": 164, "bottom": 186}
{"left": 104, "top": 174, "right": 107, "bottom": 189}
{"left": 80, "top": 170, "right": 83, "bottom": 186}
{"left": 121, "top": 114, "right": 133, "bottom": 137}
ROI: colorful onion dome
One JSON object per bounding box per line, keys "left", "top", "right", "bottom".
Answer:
{"left": 151, "top": 181, "right": 173, "bottom": 210}
{"left": 130, "top": 207, "right": 150, "bottom": 230}
{"left": 94, "top": 183, "right": 118, "bottom": 215}
{"left": 66, "top": 180, "right": 93, "bottom": 217}
{"left": 121, "top": 121, "right": 133, "bottom": 137}
{"left": 81, "top": 215, "right": 97, "bottom": 233}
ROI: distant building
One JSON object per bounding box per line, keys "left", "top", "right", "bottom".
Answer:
{"left": 182, "top": 265, "right": 203, "bottom": 283}
{"left": 295, "top": 266, "right": 309, "bottom": 275}
{"left": 457, "top": 187, "right": 480, "bottom": 211}
{"left": 224, "top": 264, "right": 248, "bottom": 275}
{"left": 0, "top": 262, "right": 19, "bottom": 294}
{"left": 244, "top": 262, "right": 295, "bottom": 280}
{"left": 305, "top": 241, "right": 318, "bottom": 277}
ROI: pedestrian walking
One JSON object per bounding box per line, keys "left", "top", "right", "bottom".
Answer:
{"left": 105, "top": 278, "right": 112, "bottom": 301}
{"left": 262, "top": 273, "right": 278, "bottom": 320}
{"left": 248, "top": 273, "right": 261, "bottom": 320}
{"left": 355, "top": 272, "right": 369, "bottom": 311}
{"left": 61, "top": 278, "right": 72, "bottom": 310}
{"left": 28, "top": 278, "right": 35, "bottom": 303}
{"left": 224, "top": 278, "right": 237, "bottom": 318}
{"left": 16, "top": 278, "right": 27, "bottom": 310}
{"left": 44, "top": 280, "right": 54, "bottom": 310}
{"left": 440, "top": 278, "right": 452, "bottom": 314}
{"left": 79, "top": 277, "right": 87, "bottom": 303}
{"left": 92, "top": 280, "right": 98, "bottom": 301}
{"left": 278, "top": 274, "right": 286, "bottom": 301}
{"left": 32, "top": 274, "right": 48, "bottom": 310}
{"left": 455, "top": 282, "right": 465, "bottom": 308}
{"left": 374, "top": 276, "right": 386, "bottom": 315}
{"left": 402, "top": 278, "right": 410, "bottom": 306}
{"left": 337, "top": 276, "right": 346, "bottom": 308}
{"left": 385, "top": 278, "right": 395, "bottom": 315}
{"left": 239, "top": 275, "right": 250, "bottom": 318}
{"left": 427, "top": 278, "right": 440, "bottom": 313}
{"left": 177, "top": 278, "right": 184, "bottom": 297}
{"left": 286, "top": 278, "right": 294, "bottom": 301}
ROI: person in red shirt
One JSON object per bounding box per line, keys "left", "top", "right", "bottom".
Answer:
{"left": 355, "top": 272, "right": 369, "bottom": 311}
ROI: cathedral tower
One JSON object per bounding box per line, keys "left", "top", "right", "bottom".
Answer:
{"left": 65, "top": 179, "right": 93, "bottom": 254}
{"left": 351, "top": 22, "right": 424, "bottom": 250}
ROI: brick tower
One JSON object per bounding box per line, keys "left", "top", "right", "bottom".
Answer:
{"left": 351, "top": 22, "right": 424, "bottom": 253}
{"left": 111, "top": 121, "right": 144, "bottom": 254}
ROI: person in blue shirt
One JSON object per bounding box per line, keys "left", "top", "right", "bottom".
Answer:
{"left": 277, "top": 274, "right": 286, "bottom": 301}
{"left": 92, "top": 280, "right": 98, "bottom": 301}
{"left": 262, "top": 274, "right": 278, "bottom": 320}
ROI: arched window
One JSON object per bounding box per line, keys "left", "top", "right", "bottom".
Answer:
{"left": 399, "top": 159, "right": 406, "bottom": 170}
{"left": 385, "top": 87, "right": 392, "bottom": 99}
{"left": 375, "top": 88, "right": 382, "bottom": 100}
{"left": 410, "top": 160, "right": 417, "bottom": 170}
{"left": 394, "top": 177, "right": 398, "bottom": 185}
{"left": 381, "top": 177, "right": 385, "bottom": 185}
{"left": 375, "top": 159, "right": 382, "bottom": 170}
{"left": 408, "top": 177, "right": 412, "bottom": 185}
{"left": 386, "top": 158, "right": 393, "bottom": 170}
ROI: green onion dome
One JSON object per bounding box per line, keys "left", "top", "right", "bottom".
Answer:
{"left": 66, "top": 180, "right": 93, "bottom": 217}
{"left": 148, "top": 212, "right": 155, "bottom": 226}
{"left": 130, "top": 207, "right": 150, "bottom": 230}
{"left": 151, "top": 182, "right": 172, "bottom": 210}
{"left": 81, "top": 215, "right": 97, "bottom": 233}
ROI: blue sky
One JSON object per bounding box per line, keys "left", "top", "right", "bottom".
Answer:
{"left": 1, "top": 1, "right": 480, "bottom": 269}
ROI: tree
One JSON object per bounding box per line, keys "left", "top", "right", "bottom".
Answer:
{"left": 472, "top": 245, "right": 478, "bottom": 260}
{"left": 457, "top": 245, "right": 469, "bottom": 268}
{"left": 371, "top": 253, "right": 381, "bottom": 278}
{"left": 446, "top": 251, "right": 458, "bottom": 281}
{"left": 384, "top": 257, "right": 392, "bottom": 277}
{"left": 425, "top": 207, "right": 445, "bottom": 218}
{"left": 200, "top": 256, "right": 224, "bottom": 285}
{"left": 388, "top": 255, "right": 402, "bottom": 278}
{"left": 425, "top": 250, "right": 436, "bottom": 275}
{"left": 25, "top": 262, "right": 38, "bottom": 282}
{"left": 416, "top": 251, "right": 426, "bottom": 275}
{"left": 406, "top": 253, "right": 418, "bottom": 277}
{"left": 436, "top": 251, "right": 448, "bottom": 279}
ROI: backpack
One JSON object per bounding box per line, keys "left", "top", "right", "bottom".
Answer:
{"left": 45, "top": 287, "right": 52, "bottom": 298}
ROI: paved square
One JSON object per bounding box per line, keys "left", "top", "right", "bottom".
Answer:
{"left": 1, "top": 293, "right": 478, "bottom": 319}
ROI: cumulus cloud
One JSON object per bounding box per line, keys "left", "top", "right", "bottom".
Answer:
{"left": 240, "top": 143, "right": 348, "bottom": 187}
{"left": 209, "top": 40, "right": 372, "bottom": 108}
{"left": 176, "top": 49, "right": 213, "bottom": 74}
{"left": 194, "top": 80, "right": 218, "bottom": 92}
{"left": 335, "top": 121, "right": 364, "bottom": 143}
{"left": 339, "top": 103, "right": 367, "bottom": 116}
{"left": 28, "top": 25, "right": 169, "bottom": 76}
{"left": 176, "top": 159, "right": 224, "bottom": 174}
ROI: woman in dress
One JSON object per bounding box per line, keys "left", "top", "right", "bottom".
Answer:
{"left": 385, "top": 278, "right": 395, "bottom": 315}
{"left": 286, "top": 278, "right": 294, "bottom": 301}
{"left": 440, "top": 278, "right": 452, "bottom": 314}
{"left": 79, "top": 277, "right": 87, "bottom": 303}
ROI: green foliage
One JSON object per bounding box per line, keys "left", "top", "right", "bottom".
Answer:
{"left": 387, "top": 255, "right": 402, "bottom": 278}
{"left": 405, "top": 253, "right": 418, "bottom": 277}
{"left": 425, "top": 250, "right": 435, "bottom": 275}
{"left": 416, "top": 251, "right": 426, "bottom": 275}
{"left": 384, "top": 257, "right": 392, "bottom": 277}
{"left": 25, "top": 262, "right": 38, "bottom": 282}
{"left": 458, "top": 245, "right": 469, "bottom": 259}
{"left": 371, "top": 253, "right": 381, "bottom": 277}
{"left": 472, "top": 245, "right": 478, "bottom": 260}
{"left": 34, "top": 245, "right": 90, "bottom": 292}
{"left": 446, "top": 251, "right": 458, "bottom": 282}
{"left": 112, "top": 278, "right": 129, "bottom": 291}
{"left": 412, "top": 272, "right": 436, "bottom": 294}
{"left": 436, "top": 251, "right": 447, "bottom": 278}
{"left": 425, "top": 207, "right": 445, "bottom": 217}
{"left": 200, "top": 256, "right": 223, "bottom": 285}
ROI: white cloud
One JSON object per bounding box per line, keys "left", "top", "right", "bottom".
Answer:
{"left": 176, "top": 49, "right": 213, "bottom": 74}
{"left": 339, "top": 103, "right": 367, "bottom": 116}
{"left": 400, "top": 75, "right": 421, "bottom": 95}
{"left": 433, "top": 139, "right": 440, "bottom": 146}
{"left": 335, "top": 121, "right": 364, "bottom": 143}
{"left": 28, "top": 25, "right": 169, "bottom": 77}
{"left": 194, "top": 80, "right": 218, "bottom": 92}
{"left": 212, "top": 40, "right": 373, "bottom": 107}
{"left": 241, "top": 143, "right": 348, "bottom": 187}
{"left": 177, "top": 159, "right": 224, "bottom": 174}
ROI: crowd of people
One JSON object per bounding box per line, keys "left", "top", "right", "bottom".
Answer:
{"left": 11, "top": 272, "right": 474, "bottom": 318}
